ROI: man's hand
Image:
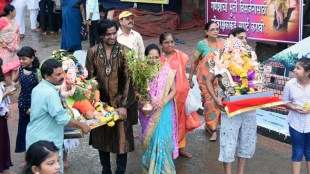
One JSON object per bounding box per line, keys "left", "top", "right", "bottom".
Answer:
{"left": 80, "top": 122, "right": 91, "bottom": 134}
{"left": 117, "top": 107, "right": 127, "bottom": 121}
{"left": 26, "top": 109, "right": 30, "bottom": 115}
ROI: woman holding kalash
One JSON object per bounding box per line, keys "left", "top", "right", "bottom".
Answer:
{"left": 282, "top": 58, "right": 310, "bottom": 174}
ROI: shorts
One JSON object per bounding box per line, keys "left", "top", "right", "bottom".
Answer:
{"left": 218, "top": 111, "right": 257, "bottom": 163}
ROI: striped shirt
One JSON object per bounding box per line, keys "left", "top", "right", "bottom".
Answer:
{"left": 282, "top": 78, "right": 310, "bottom": 133}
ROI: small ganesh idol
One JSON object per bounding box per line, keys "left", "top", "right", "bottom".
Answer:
{"left": 211, "top": 35, "right": 265, "bottom": 97}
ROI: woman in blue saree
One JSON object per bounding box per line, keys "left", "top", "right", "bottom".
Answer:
{"left": 138, "top": 44, "right": 178, "bottom": 174}
{"left": 61, "top": 0, "right": 86, "bottom": 52}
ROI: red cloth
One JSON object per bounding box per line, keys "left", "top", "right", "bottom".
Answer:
{"left": 222, "top": 96, "right": 284, "bottom": 117}
{"left": 113, "top": 8, "right": 204, "bottom": 37}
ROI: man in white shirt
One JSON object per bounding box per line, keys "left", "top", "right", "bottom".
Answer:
{"left": 117, "top": 11, "right": 144, "bottom": 58}
{"left": 86, "top": 0, "right": 100, "bottom": 47}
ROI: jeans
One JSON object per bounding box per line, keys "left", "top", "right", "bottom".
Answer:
{"left": 99, "top": 150, "right": 127, "bottom": 174}
{"left": 289, "top": 126, "right": 310, "bottom": 162}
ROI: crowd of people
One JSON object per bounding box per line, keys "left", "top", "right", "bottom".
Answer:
{"left": 0, "top": 3, "right": 310, "bottom": 174}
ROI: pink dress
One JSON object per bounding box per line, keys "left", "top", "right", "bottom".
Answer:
{"left": 0, "top": 17, "right": 20, "bottom": 74}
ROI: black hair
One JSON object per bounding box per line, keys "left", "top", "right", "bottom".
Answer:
{"left": 40, "top": 59, "right": 62, "bottom": 79}
{"left": 23, "top": 140, "right": 59, "bottom": 174}
{"left": 229, "top": 27, "right": 247, "bottom": 37}
{"left": 17, "top": 46, "right": 40, "bottom": 69}
{"left": 144, "top": 44, "right": 161, "bottom": 56}
{"left": 296, "top": 57, "right": 310, "bottom": 78}
{"left": 205, "top": 21, "right": 217, "bottom": 31}
{"left": 0, "top": 4, "right": 15, "bottom": 17}
{"left": 159, "top": 32, "right": 175, "bottom": 45}
{"left": 0, "top": 59, "right": 4, "bottom": 82}
{"left": 97, "top": 19, "right": 118, "bottom": 36}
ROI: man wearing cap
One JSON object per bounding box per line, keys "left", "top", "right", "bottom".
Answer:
{"left": 118, "top": 11, "right": 145, "bottom": 58}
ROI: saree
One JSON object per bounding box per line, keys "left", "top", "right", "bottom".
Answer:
{"left": 139, "top": 66, "right": 178, "bottom": 174}
{"left": 0, "top": 17, "right": 20, "bottom": 74}
{"left": 160, "top": 49, "right": 201, "bottom": 148}
{"left": 195, "top": 39, "right": 225, "bottom": 132}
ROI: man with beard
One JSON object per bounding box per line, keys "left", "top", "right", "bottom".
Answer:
{"left": 86, "top": 19, "right": 135, "bottom": 174}
{"left": 117, "top": 11, "right": 144, "bottom": 58}
{"left": 26, "top": 59, "right": 90, "bottom": 174}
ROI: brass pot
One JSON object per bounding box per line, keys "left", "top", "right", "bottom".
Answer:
{"left": 140, "top": 101, "right": 153, "bottom": 117}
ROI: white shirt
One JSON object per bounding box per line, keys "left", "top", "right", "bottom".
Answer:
{"left": 282, "top": 78, "right": 310, "bottom": 133}
{"left": 117, "top": 28, "right": 145, "bottom": 58}
{"left": 86, "top": 0, "right": 100, "bottom": 21}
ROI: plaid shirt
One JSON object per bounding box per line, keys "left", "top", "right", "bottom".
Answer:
{"left": 282, "top": 78, "right": 310, "bottom": 133}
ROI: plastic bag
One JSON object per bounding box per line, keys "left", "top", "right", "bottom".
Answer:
{"left": 185, "top": 91, "right": 200, "bottom": 115}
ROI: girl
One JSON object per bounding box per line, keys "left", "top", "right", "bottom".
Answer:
{"left": 282, "top": 57, "right": 310, "bottom": 174}
{"left": 23, "top": 140, "right": 60, "bottom": 174}
{"left": 12, "top": 46, "right": 40, "bottom": 168}
{"left": 0, "top": 58, "right": 16, "bottom": 174}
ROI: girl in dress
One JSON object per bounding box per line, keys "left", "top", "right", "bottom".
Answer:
{"left": 0, "top": 58, "right": 16, "bottom": 174}
{"left": 12, "top": 46, "right": 40, "bottom": 168}
{"left": 282, "top": 57, "right": 310, "bottom": 174}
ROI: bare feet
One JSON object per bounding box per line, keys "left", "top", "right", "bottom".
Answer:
{"left": 19, "top": 34, "right": 25, "bottom": 38}
{"left": 206, "top": 128, "right": 217, "bottom": 142}
{"left": 42, "top": 32, "right": 47, "bottom": 35}
{"left": 3, "top": 170, "right": 17, "bottom": 174}
{"left": 179, "top": 148, "right": 193, "bottom": 158}
{"left": 18, "top": 162, "right": 27, "bottom": 169}
{"left": 31, "top": 28, "right": 41, "bottom": 32}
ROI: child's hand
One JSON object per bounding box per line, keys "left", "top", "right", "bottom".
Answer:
{"left": 5, "top": 88, "right": 16, "bottom": 95}
{"left": 26, "top": 109, "right": 30, "bottom": 115}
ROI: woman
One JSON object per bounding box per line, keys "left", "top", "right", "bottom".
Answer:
{"left": 138, "top": 44, "right": 178, "bottom": 173}
{"left": 188, "top": 22, "right": 225, "bottom": 142}
{"left": 0, "top": 4, "right": 20, "bottom": 79}
{"left": 61, "top": 0, "right": 86, "bottom": 52}
{"left": 159, "top": 32, "right": 201, "bottom": 158}
{"left": 10, "top": 0, "right": 26, "bottom": 37}
{"left": 23, "top": 140, "right": 60, "bottom": 174}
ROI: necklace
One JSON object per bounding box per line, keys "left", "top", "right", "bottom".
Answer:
{"left": 98, "top": 43, "right": 119, "bottom": 76}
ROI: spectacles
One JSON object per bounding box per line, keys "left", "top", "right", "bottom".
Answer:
{"left": 208, "top": 28, "right": 219, "bottom": 32}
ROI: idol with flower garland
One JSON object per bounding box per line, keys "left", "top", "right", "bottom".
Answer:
{"left": 209, "top": 36, "right": 283, "bottom": 117}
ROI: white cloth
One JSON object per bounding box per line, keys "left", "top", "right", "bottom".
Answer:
{"left": 27, "top": 0, "right": 39, "bottom": 10}
{"left": 282, "top": 78, "right": 310, "bottom": 133}
{"left": 29, "top": 9, "right": 39, "bottom": 29}
{"left": 0, "top": 83, "right": 11, "bottom": 116}
{"left": 86, "top": 0, "right": 100, "bottom": 20}
{"left": 11, "top": 0, "right": 27, "bottom": 35}
{"left": 117, "top": 28, "right": 145, "bottom": 58}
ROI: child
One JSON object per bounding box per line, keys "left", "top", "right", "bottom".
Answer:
{"left": 0, "top": 58, "right": 17, "bottom": 174}
{"left": 282, "top": 57, "right": 310, "bottom": 174}
{"left": 23, "top": 140, "right": 60, "bottom": 174}
{"left": 12, "top": 46, "right": 40, "bottom": 168}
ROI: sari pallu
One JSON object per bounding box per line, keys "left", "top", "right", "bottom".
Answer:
{"left": 160, "top": 49, "right": 201, "bottom": 148}
{"left": 196, "top": 39, "right": 225, "bottom": 132}
{"left": 0, "top": 17, "right": 20, "bottom": 74}
{"left": 139, "top": 66, "right": 178, "bottom": 174}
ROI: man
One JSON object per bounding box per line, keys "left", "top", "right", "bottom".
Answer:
{"left": 117, "top": 11, "right": 144, "bottom": 58}
{"left": 206, "top": 31, "right": 257, "bottom": 174}
{"left": 86, "top": 0, "right": 101, "bottom": 47}
{"left": 86, "top": 19, "right": 136, "bottom": 174}
{"left": 228, "top": 27, "right": 247, "bottom": 45}
{"left": 26, "top": 59, "right": 90, "bottom": 173}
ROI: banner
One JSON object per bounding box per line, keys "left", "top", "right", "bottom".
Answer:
{"left": 206, "top": 0, "right": 303, "bottom": 43}
{"left": 121, "top": 0, "right": 169, "bottom": 4}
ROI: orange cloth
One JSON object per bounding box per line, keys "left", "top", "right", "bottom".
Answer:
{"left": 72, "top": 99, "right": 95, "bottom": 115}
{"left": 160, "top": 49, "right": 201, "bottom": 147}
{"left": 196, "top": 39, "right": 225, "bottom": 131}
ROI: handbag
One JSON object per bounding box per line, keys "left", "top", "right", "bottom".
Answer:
{"left": 185, "top": 91, "right": 200, "bottom": 115}
{"left": 80, "top": 25, "right": 88, "bottom": 41}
